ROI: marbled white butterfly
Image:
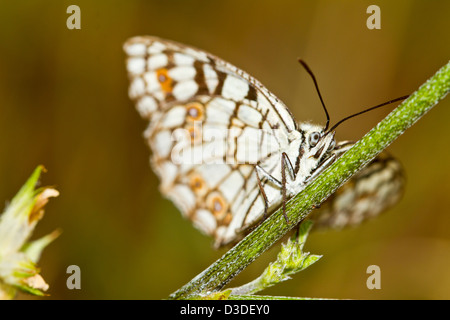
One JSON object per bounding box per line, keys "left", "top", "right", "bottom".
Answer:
{"left": 124, "top": 36, "right": 404, "bottom": 247}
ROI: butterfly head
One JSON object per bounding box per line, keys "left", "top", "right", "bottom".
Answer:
{"left": 300, "top": 123, "right": 336, "bottom": 166}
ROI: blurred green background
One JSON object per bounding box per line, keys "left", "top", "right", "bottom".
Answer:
{"left": 0, "top": 0, "right": 449, "bottom": 300}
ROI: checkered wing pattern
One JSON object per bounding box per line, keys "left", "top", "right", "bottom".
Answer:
{"left": 124, "top": 36, "right": 300, "bottom": 247}
{"left": 124, "top": 36, "right": 405, "bottom": 247}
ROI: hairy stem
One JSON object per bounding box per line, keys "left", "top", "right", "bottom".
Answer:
{"left": 169, "top": 61, "right": 450, "bottom": 300}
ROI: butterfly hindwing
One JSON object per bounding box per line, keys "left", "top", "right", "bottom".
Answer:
{"left": 310, "top": 142, "right": 405, "bottom": 229}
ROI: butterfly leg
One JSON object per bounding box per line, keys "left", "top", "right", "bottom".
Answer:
{"left": 281, "top": 152, "right": 296, "bottom": 224}
{"left": 304, "top": 153, "right": 337, "bottom": 185}
{"left": 255, "top": 165, "right": 282, "bottom": 221}
{"left": 254, "top": 152, "right": 297, "bottom": 226}
{"left": 255, "top": 167, "right": 270, "bottom": 221}
{"left": 304, "top": 141, "right": 354, "bottom": 186}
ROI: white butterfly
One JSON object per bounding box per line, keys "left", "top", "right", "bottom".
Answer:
{"left": 124, "top": 36, "right": 404, "bottom": 247}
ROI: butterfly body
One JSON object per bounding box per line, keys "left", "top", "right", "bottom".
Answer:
{"left": 124, "top": 36, "right": 404, "bottom": 247}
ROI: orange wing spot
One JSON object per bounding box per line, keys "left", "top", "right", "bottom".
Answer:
{"left": 156, "top": 68, "right": 173, "bottom": 93}
{"left": 207, "top": 193, "right": 228, "bottom": 219}
{"left": 186, "top": 102, "right": 205, "bottom": 122}
{"left": 189, "top": 174, "right": 208, "bottom": 196}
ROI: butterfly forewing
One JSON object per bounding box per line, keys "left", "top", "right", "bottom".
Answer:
{"left": 124, "top": 36, "right": 405, "bottom": 247}
{"left": 124, "top": 36, "right": 303, "bottom": 246}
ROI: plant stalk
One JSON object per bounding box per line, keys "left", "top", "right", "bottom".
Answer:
{"left": 169, "top": 61, "right": 450, "bottom": 300}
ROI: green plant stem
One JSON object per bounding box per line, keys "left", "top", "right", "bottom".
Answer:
{"left": 169, "top": 61, "right": 450, "bottom": 300}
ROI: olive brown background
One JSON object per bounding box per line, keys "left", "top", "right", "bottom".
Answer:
{"left": 0, "top": 1, "right": 449, "bottom": 299}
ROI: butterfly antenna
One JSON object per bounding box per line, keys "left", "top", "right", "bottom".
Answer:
{"left": 298, "top": 59, "right": 330, "bottom": 132}
{"left": 326, "top": 95, "right": 409, "bottom": 134}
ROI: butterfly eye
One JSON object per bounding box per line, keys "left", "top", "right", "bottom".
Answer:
{"left": 309, "top": 132, "right": 321, "bottom": 147}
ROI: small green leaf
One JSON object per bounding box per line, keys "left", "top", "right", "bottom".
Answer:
{"left": 22, "top": 229, "right": 61, "bottom": 263}
{"left": 0, "top": 166, "right": 59, "bottom": 299}
{"left": 229, "top": 221, "right": 321, "bottom": 296}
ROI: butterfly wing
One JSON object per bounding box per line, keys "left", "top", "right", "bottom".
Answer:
{"left": 124, "top": 36, "right": 298, "bottom": 247}
{"left": 309, "top": 141, "right": 405, "bottom": 229}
